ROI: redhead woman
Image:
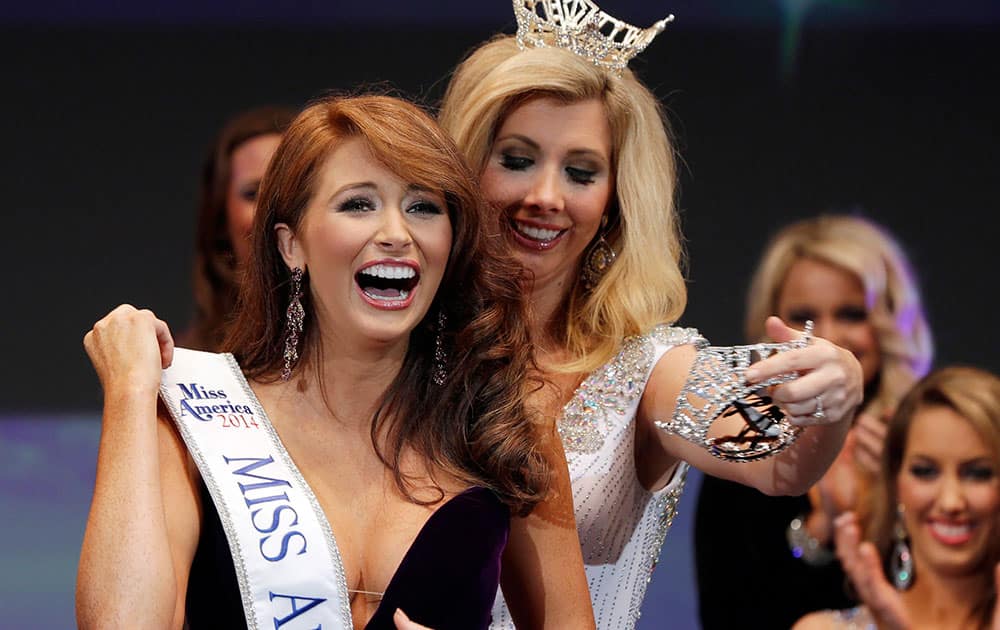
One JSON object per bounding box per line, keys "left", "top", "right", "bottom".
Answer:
{"left": 77, "top": 95, "right": 592, "bottom": 630}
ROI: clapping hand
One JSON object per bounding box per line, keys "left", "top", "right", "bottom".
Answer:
{"left": 834, "top": 511, "right": 910, "bottom": 630}
{"left": 849, "top": 411, "right": 889, "bottom": 475}
{"left": 836, "top": 511, "right": 1000, "bottom": 629}
{"left": 806, "top": 431, "right": 862, "bottom": 544}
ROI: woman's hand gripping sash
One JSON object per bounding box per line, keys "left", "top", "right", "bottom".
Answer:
{"left": 159, "top": 348, "right": 353, "bottom": 630}
{"left": 655, "top": 324, "right": 814, "bottom": 462}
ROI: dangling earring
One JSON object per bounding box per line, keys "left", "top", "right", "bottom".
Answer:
{"left": 432, "top": 309, "right": 447, "bottom": 387}
{"left": 582, "top": 214, "right": 616, "bottom": 291}
{"left": 281, "top": 267, "right": 305, "bottom": 381}
{"left": 890, "top": 503, "right": 914, "bottom": 590}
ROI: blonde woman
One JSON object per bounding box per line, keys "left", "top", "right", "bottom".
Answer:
{"left": 438, "top": 8, "right": 866, "bottom": 627}
{"left": 795, "top": 366, "right": 1000, "bottom": 629}
{"left": 696, "top": 215, "right": 933, "bottom": 628}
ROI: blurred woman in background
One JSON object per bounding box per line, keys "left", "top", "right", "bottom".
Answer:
{"left": 182, "top": 105, "right": 297, "bottom": 350}
{"left": 796, "top": 366, "right": 1000, "bottom": 629}
{"left": 696, "top": 214, "right": 934, "bottom": 628}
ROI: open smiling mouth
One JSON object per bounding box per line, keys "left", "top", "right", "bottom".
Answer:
{"left": 510, "top": 219, "right": 568, "bottom": 250}
{"left": 355, "top": 263, "right": 419, "bottom": 310}
{"left": 928, "top": 520, "right": 976, "bottom": 546}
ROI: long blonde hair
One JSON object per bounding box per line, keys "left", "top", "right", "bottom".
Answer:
{"left": 745, "top": 215, "right": 933, "bottom": 416}
{"left": 439, "top": 35, "right": 686, "bottom": 373}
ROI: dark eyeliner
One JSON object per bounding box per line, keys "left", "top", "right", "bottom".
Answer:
{"left": 500, "top": 154, "right": 532, "bottom": 170}
{"left": 963, "top": 464, "right": 996, "bottom": 481}
{"left": 836, "top": 305, "right": 869, "bottom": 323}
{"left": 567, "top": 166, "right": 596, "bottom": 184}
{"left": 338, "top": 196, "right": 374, "bottom": 212}
{"left": 786, "top": 309, "right": 816, "bottom": 325}
{"left": 239, "top": 184, "right": 260, "bottom": 202}
{"left": 408, "top": 200, "right": 444, "bottom": 215}
{"left": 909, "top": 463, "right": 938, "bottom": 479}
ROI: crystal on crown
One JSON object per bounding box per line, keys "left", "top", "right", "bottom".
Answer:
{"left": 513, "top": 0, "right": 674, "bottom": 75}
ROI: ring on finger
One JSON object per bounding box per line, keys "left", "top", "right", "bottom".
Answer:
{"left": 812, "top": 395, "right": 826, "bottom": 420}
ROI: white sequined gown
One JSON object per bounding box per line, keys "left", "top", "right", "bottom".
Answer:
{"left": 491, "top": 325, "right": 705, "bottom": 630}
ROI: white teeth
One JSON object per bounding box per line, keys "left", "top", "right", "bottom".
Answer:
{"left": 930, "top": 522, "right": 971, "bottom": 538}
{"left": 359, "top": 264, "right": 416, "bottom": 279}
{"left": 515, "top": 222, "right": 561, "bottom": 241}
{"left": 365, "top": 289, "right": 410, "bottom": 301}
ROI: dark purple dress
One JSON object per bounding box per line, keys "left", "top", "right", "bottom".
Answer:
{"left": 186, "top": 484, "right": 509, "bottom": 629}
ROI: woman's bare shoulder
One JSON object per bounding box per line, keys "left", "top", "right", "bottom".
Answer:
{"left": 792, "top": 607, "right": 873, "bottom": 630}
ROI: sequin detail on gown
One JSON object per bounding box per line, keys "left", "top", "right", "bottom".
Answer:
{"left": 492, "top": 324, "right": 704, "bottom": 630}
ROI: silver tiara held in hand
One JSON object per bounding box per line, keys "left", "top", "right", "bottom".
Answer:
{"left": 512, "top": 0, "right": 674, "bottom": 75}
{"left": 655, "top": 322, "right": 815, "bottom": 462}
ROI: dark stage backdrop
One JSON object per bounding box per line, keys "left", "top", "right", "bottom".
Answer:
{"left": 1, "top": 2, "right": 997, "bottom": 628}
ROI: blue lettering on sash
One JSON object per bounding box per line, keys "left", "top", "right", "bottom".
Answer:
{"left": 180, "top": 397, "right": 214, "bottom": 421}
{"left": 224, "top": 455, "right": 309, "bottom": 562}
{"left": 224, "top": 455, "right": 293, "bottom": 501}
{"left": 270, "top": 591, "right": 326, "bottom": 629}
{"left": 252, "top": 504, "right": 300, "bottom": 534}
{"left": 177, "top": 382, "right": 254, "bottom": 421}
{"left": 260, "top": 530, "right": 308, "bottom": 562}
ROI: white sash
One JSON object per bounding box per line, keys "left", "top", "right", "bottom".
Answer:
{"left": 159, "top": 348, "right": 353, "bottom": 630}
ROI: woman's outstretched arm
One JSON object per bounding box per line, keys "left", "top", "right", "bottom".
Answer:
{"left": 637, "top": 317, "right": 862, "bottom": 496}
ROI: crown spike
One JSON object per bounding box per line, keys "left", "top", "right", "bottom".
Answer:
{"left": 513, "top": 0, "right": 674, "bottom": 75}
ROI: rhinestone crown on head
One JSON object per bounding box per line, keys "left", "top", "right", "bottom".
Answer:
{"left": 512, "top": 0, "right": 674, "bottom": 75}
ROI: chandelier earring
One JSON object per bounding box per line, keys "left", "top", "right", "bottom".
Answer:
{"left": 582, "top": 214, "right": 616, "bottom": 291}
{"left": 890, "top": 503, "right": 914, "bottom": 590}
{"left": 432, "top": 308, "right": 448, "bottom": 387}
{"left": 281, "top": 267, "right": 305, "bottom": 381}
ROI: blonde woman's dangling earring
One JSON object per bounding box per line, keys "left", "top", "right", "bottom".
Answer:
{"left": 582, "top": 214, "right": 616, "bottom": 290}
